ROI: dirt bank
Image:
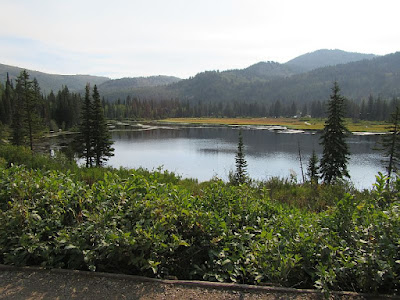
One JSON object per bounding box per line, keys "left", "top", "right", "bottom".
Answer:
{"left": 0, "top": 265, "right": 397, "bottom": 300}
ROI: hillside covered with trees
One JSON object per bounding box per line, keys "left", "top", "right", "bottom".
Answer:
{"left": 0, "top": 63, "right": 110, "bottom": 94}
{"left": 120, "top": 52, "right": 399, "bottom": 106}
{"left": 97, "top": 76, "right": 181, "bottom": 101}
{"left": 285, "top": 49, "right": 377, "bottom": 71}
{"left": 1, "top": 49, "right": 385, "bottom": 103}
{"left": 1, "top": 50, "right": 399, "bottom": 123}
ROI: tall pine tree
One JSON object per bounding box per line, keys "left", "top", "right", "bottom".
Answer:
{"left": 25, "top": 77, "right": 43, "bottom": 151}
{"left": 74, "top": 84, "right": 114, "bottom": 167}
{"left": 320, "top": 82, "right": 350, "bottom": 184}
{"left": 12, "top": 71, "right": 31, "bottom": 147}
{"left": 75, "top": 84, "right": 93, "bottom": 167}
{"left": 91, "top": 85, "right": 114, "bottom": 166}
{"left": 378, "top": 106, "right": 400, "bottom": 181}
{"left": 233, "top": 129, "right": 248, "bottom": 185}
{"left": 10, "top": 71, "right": 43, "bottom": 150}
{"left": 0, "top": 73, "right": 13, "bottom": 125}
{"left": 307, "top": 150, "right": 319, "bottom": 184}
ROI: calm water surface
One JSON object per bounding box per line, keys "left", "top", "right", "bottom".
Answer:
{"left": 107, "top": 125, "right": 384, "bottom": 190}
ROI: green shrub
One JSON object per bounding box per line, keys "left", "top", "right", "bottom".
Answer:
{"left": 0, "top": 149, "right": 399, "bottom": 295}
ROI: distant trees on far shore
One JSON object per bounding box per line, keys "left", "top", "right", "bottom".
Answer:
{"left": 101, "top": 94, "right": 398, "bottom": 121}
{"left": 1, "top": 71, "right": 399, "bottom": 127}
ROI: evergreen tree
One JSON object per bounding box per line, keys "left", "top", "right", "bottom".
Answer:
{"left": 74, "top": 84, "right": 94, "bottom": 167}
{"left": 6, "top": 73, "right": 14, "bottom": 121}
{"left": 272, "top": 100, "right": 282, "bottom": 117}
{"left": 289, "top": 101, "right": 297, "bottom": 117}
{"left": 301, "top": 103, "right": 308, "bottom": 117}
{"left": 12, "top": 71, "right": 31, "bottom": 147}
{"left": 319, "top": 82, "right": 350, "bottom": 184}
{"left": 91, "top": 85, "right": 114, "bottom": 166}
{"left": 10, "top": 71, "right": 43, "bottom": 150}
{"left": 0, "top": 73, "right": 13, "bottom": 125}
{"left": 11, "top": 91, "right": 25, "bottom": 146}
{"left": 378, "top": 106, "right": 400, "bottom": 181}
{"left": 307, "top": 150, "right": 319, "bottom": 184}
{"left": 233, "top": 129, "right": 248, "bottom": 185}
{"left": 367, "top": 95, "right": 374, "bottom": 120}
{"left": 25, "top": 77, "right": 43, "bottom": 151}
{"left": 360, "top": 99, "right": 367, "bottom": 120}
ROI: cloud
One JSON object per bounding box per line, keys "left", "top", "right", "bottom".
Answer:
{"left": 0, "top": 0, "right": 399, "bottom": 78}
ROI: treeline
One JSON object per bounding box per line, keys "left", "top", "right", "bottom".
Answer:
{"left": 1, "top": 72, "right": 398, "bottom": 127}
{"left": 0, "top": 73, "right": 82, "bottom": 132}
{"left": 103, "top": 95, "right": 399, "bottom": 121}
{"left": 0, "top": 71, "right": 114, "bottom": 166}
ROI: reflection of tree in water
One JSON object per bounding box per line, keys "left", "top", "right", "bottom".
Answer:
{"left": 104, "top": 125, "right": 385, "bottom": 189}
{"left": 111, "top": 126, "right": 382, "bottom": 158}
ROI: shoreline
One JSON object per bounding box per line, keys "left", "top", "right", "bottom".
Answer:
{"left": 158, "top": 117, "right": 388, "bottom": 134}
{"left": 41, "top": 121, "right": 388, "bottom": 138}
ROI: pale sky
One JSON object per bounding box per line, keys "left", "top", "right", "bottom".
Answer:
{"left": 0, "top": 0, "right": 399, "bottom": 79}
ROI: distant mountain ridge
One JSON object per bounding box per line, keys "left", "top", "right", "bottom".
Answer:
{"left": 95, "top": 49, "right": 380, "bottom": 102}
{"left": 0, "top": 49, "right": 391, "bottom": 104}
{"left": 285, "top": 49, "right": 377, "bottom": 71}
{"left": 97, "top": 76, "right": 181, "bottom": 100}
{"left": 0, "top": 63, "right": 110, "bottom": 94}
{"left": 119, "top": 51, "right": 399, "bottom": 104}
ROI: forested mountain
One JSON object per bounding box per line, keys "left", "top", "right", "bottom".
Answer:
{"left": 221, "top": 61, "right": 302, "bottom": 81}
{"left": 217, "top": 50, "right": 376, "bottom": 84}
{"left": 95, "top": 62, "right": 301, "bottom": 101}
{"left": 0, "top": 63, "right": 110, "bottom": 94}
{"left": 2, "top": 53, "right": 399, "bottom": 126}
{"left": 118, "top": 51, "right": 400, "bottom": 105}
{"left": 285, "top": 49, "right": 377, "bottom": 71}
{"left": 1, "top": 49, "right": 385, "bottom": 103}
{"left": 97, "top": 76, "right": 181, "bottom": 101}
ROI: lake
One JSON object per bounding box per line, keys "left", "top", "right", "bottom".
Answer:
{"left": 106, "top": 124, "right": 385, "bottom": 190}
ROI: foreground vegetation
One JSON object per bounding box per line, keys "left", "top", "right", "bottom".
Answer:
{"left": 0, "top": 145, "right": 399, "bottom": 295}
{"left": 162, "top": 117, "right": 389, "bottom": 133}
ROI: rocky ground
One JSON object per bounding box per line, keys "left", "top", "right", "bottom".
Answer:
{"left": 0, "top": 265, "right": 397, "bottom": 300}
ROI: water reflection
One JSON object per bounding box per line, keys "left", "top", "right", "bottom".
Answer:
{"left": 108, "top": 126, "right": 385, "bottom": 190}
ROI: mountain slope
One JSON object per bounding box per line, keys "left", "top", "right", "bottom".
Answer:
{"left": 97, "top": 62, "right": 304, "bottom": 101}
{"left": 222, "top": 61, "right": 303, "bottom": 81}
{"left": 285, "top": 49, "right": 377, "bottom": 71}
{"left": 0, "top": 63, "right": 110, "bottom": 94}
{"left": 122, "top": 52, "right": 400, "bottom": 104}
{"left": 97, "top": 76, "right": 181, "bottom": 100}
{"left": 97, "top": 49, "right": 382, "bottom": 102}
{"left": 0, "top": 49, "right": 388, "bottom": 103}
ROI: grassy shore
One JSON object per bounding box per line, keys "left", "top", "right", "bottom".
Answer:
{"left": 161, "top": 117, "right": 388, "bottom": 132}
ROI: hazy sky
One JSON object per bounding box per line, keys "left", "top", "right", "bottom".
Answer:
{"left": 0, "top": 0, "right": 399, "bottom": 79}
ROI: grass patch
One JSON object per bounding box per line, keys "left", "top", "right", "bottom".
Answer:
{"left": 162, "top": 117, "right": 389, "bottom": 132}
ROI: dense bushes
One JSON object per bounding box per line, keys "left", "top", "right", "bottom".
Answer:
{"left": 0, "top": 156, "right": 399, "bottom": 294}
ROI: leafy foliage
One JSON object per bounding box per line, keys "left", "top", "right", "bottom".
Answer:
{"left": 0, "top": 148, "right": 399, "bottom": 295}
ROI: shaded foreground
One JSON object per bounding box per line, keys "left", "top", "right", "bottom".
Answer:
{"left": 1, "top": 265, "right": 396, "bottom": 300}
{"left": 0, "top": 145, "right": 399, "bottom": 296}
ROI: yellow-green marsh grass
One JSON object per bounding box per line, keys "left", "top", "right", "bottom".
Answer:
{"left": 161, "top": 117, "right": 388, "bottom": 133}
